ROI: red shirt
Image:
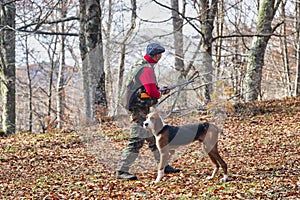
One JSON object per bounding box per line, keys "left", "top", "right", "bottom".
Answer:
{"left": 139, "top": 54, "right": 161, "bottom": 99}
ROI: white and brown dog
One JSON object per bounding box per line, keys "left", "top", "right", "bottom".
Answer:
{"left": 143, "top": 111, "right": 228, "bottom": 183}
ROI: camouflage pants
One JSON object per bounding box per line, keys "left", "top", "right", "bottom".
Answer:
{"left": 117, "top": 106, "right": 160, "bottom": 172}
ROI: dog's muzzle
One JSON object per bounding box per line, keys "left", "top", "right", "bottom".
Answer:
{"left": 143, "top": 122, "right": 149, "bottom": 128}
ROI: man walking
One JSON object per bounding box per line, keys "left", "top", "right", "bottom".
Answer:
{"left": 117, "top": 43, "right": 180, "bottom": 180}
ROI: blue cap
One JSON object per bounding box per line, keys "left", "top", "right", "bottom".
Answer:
{"left": 146, "top": 43, "right": 165, "bottom": 56}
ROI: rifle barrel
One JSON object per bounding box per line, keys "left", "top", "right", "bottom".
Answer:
{"left": 159, "top": 79, "right": 194, "bottom": 91}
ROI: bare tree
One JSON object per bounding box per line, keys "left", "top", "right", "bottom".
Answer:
{"left": 56, "top": 0, "right": 67, "bottom": 128}
{"left": 215, "top": 0, "right": 224, "bottom": 78}
{"left": 295, "top": 0, "right": 300, "bottom": 96}
{"left": 79, "top": 0, "right": 107, "bottom": 123}
{"left": 244, "top": 0, "right": 282, "bottom": 102}
{"left": 0, "top": 0, "right": 16, "bottom": 135}
{"left": 171, "top": 0, "right": 185, "bottom": 77}
{"left": 279, "top": 0, "right": 291, "bottom": 97}
{"left": 15, "top": 0, "right": 80, "bottom": 132}
{"left": 198, "top": 0, "right": 218, "bottom": 102}
{"left": 102, "top": 0, "right": 114, "bottom": 115}
{"left": 24, "top": 36, "right": 33, "bottom": 132}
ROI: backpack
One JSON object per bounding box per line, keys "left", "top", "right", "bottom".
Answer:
{"left": 120, "top": 59, "right": 158, "bottom": 110}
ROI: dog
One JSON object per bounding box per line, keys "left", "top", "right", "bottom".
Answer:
{"left": 143, "top": 111, "right": 228, "bottom": 183}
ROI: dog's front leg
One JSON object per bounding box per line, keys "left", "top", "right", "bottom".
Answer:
{"left": 155, "top": 149, "right": 169, "bottom": 183}
{"left": 207, "top": 167, "right": 219, "bottom": 180}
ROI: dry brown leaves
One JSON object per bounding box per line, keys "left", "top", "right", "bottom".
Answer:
{"left": 1, "top": 97, "right": 300, "bottom": 199}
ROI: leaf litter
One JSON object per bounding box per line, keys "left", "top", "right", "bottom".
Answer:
{"left": 0, "top": 97, "right": 300, "bottom": 199}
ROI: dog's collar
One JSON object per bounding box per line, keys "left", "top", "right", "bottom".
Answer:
{"left": 156, "top": 125, "right": 169, "bottom": 135}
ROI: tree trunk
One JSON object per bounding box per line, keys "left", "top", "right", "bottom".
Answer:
{"left": 215, "top": 0, "right": 224, "bottom": 78}
{"left": 244, "top": 0, "right": 281, "bottom": 102}
{"left": 295, "top": 0, "right": 300, "bottom": 96}
{"left": 170, "top": 0, "right": 186, "bottom": 109}
{"left": 25, "top": 36, "right": 33, "bottom": 132}
{"left": 171, "top": 0, "right": 184, "bottom": 75}
{"left": 104, "top": 0, "right": 113, "bottom": 115}
{"left": 57, "top": 0, "right": 67, "bottom": 129}
{"left": 280, "top": 1, "right": 291, "bottom": 97}
{"left": 0, "top": 1, "right": 16, "bottom": 135}
{"left": 199, "top": 0, "right": 218, "bottom": 102}
{"left": 79, "top": 0, "right": 107, "bottom": 124}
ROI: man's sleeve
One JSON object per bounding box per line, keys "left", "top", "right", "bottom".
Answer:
{"left": 139, "top": 67, "right": 160, "bottom": 99}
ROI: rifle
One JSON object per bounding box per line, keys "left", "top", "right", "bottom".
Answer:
{"left": 159, "top": 79, "right": 194, "bottom": 91}
{"left": 140, "top": 79, "right": 194, "bottom": 99}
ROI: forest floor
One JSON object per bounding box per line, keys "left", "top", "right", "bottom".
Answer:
{"left": 1, "top": 97, "right": 300, "bottom": 199}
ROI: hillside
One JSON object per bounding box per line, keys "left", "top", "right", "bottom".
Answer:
{"left": 0, "top": 97, "right": 299, "bottom": 199}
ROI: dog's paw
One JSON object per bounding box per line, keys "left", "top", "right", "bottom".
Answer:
{"left": 152, "top": 180, "right": 161, "bottom": 185}
{"left": 151, "top": 181, "right": 157, "bottom": 185}
{"left": 154, "top": 178, "right": 161, "bottom": 184}
{"left": 154, "top": 170, "right": 163, "bottom": 183}
{"left": 220, "top": 175, "right": 228, "bottom": 182}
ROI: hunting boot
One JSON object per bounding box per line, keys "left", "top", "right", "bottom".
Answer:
{"left": 148, "top": 136, "right": 181, "bottom": 174}
{"left": 116, "top": 171, "right": 138, "bottom": 181}
{"left": 164, "top": 165, "right": 180, "bottom": 174}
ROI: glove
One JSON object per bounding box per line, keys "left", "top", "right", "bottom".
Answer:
{"left": 160, "top": 86, "right": 170, "bottom": 95}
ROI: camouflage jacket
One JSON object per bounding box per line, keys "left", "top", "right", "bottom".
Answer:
{"left": 120, "top": 58, "right": 159, "bottom": 110}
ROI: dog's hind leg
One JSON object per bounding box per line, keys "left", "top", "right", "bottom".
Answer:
{"left": 207, "top": 145, "right": 228, "bottom": 182}
{"left": 202, "top": 142, "right": 220, "bottom": 180}
{"left": 206, "top": 151, "right": 220, "bottom": 180}
{"left": 213, "top": 150, "right": 228, "bottom": 182}
{"left": 168, "top": 149, "right": 175, "bottom": 161}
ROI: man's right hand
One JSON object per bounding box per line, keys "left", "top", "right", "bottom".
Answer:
{"left": 160, "top": 86, "right": 170, "bottom": 95}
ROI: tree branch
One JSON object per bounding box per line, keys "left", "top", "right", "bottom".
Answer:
{"left": 212, "top": 30, "right": 287, "bottom": 42}
{"left": 137, "top": 15, "right": 172, "bottom": 23}
{"left": 0, "top": 25, "right": 79, "bottom": 36}
{"left": 2, "top": 0, "right": 22, "bottom": 6}
{"left": 152, "top": 0, "right": 205, "bottom": 39}
{"left": 18, "top": 16, "right": 79, "bottom": 31}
